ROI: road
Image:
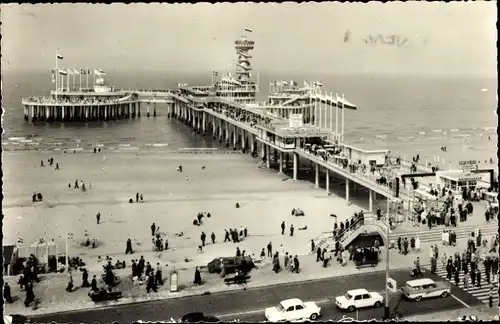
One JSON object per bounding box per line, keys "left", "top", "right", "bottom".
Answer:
{"left": 30, "top": 269, "right": 481, "bottom": 323}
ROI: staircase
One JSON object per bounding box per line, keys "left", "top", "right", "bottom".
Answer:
{"left": 389, "top": 223, "right": 498, "bottom": 243}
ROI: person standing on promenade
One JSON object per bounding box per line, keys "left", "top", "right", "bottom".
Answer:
{"left": 66, "top": 270, "right": 74, "bottom": 292}
{"left": 91, "top": 275, "right": 98, "bottom": 291}
{"left": 311, "top": 239, "right": 315, "bottom": 253}
{"left": 155, "top": 263, "right": 163, "bottom": 286}
{"left": 211, "top": 232, "right": 216, "bottom": 244}
{"left": 267, "top": 242, "right": 272, "bottom": 258}
{"left": 81, "top": 269, "right": 90, "bottom": 288}
{"left": 281, "top": 221, "right": 285, "bottom": 235}
{"left": 24, "top": 282, "right": 35, "bottom": 308}
{"left": 146, "top": 273, "right": 157, "bottom": 293}
{"left": 293, "top": 255, "right": 300, "bottom": 273}
{"left": 290, "top": 224, "right": 294, "bottom": 236}
{"left": 4, "top": 282, "right": 13, "bottom": 303}
{"left": 96, "top": 212, "right": 101, "bottom": 224}
{"left": 136, "top": 192, "right": 139, "bottom": 202}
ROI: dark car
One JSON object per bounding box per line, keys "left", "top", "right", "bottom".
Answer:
{"left": 207, "top": 256, "right": 255, "bottom": 275}
{"left": 4, "top": 314, "right": 31, "bottom": 324}
{"left": 180, "top": 312, "right": 220, "bottom": 323}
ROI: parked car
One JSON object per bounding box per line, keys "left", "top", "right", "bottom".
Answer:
{"left": 265, "top": 298, "right": 321, "bottom": 322}
{"left": 401, "top": 278, "right": 451, "bottom": 302}
{"left": 3, "top": 314, "right": 31, "bottom": 324}
{"left": 335, "top": 288, "right": 384, "bottom": 312}
{"left": 180, "top": 312, "right": 220, "bottom": 323}
{"left": 207, "top": 256, "right": 254, "bottom": 275}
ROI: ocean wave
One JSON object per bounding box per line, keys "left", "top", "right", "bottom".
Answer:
{"left": 432, "top": 129, "right": 442, "bottom": 133}
{"left": 376, "top": 135, "right": 387, "bottom": 139}
{"left": 449, "top": 128, "right": 459, "bottom": 132}
{"left": 118, "top": 144, "right": 131, "bottom": 147}
{"left": 8, "top": 137, "right": 26, "bottom": 141}
{"left": 152, "top": 143, "right": 169, "bottom": 147}
{"left": 418, "top": 132, "right": 426, "bottom": 135}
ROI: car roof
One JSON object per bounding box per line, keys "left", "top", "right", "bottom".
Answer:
{"left": 406, "top": 278, "right": 435, "bottom": 287}
{"left": 347, "top": 288, "right": 369, "bottom": 295}
{"left": 281, "top": 298, "right": 303, "bottom": 307}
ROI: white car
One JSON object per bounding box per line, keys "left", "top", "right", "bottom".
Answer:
{"left": 265, "top": 298, "right": 321, "bottom": 322}
{"left": 335, "top": 288, "right": 384, "bottom": 312}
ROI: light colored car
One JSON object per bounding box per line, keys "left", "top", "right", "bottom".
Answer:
{"left": 264, "top": 298, "right": 321, "bottom": 322}
{"left": 401, "top": 278, "right": 451, "bottom": 302}
{"left": 335, "top": 288, "right": 384, "bottom": 312}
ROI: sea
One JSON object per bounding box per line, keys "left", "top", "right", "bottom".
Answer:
{"left": 2, "top": 70, "right": 498, "bottom": 168}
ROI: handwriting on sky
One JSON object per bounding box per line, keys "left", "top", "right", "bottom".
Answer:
{"left": 344, "top": 31, "right": 425, "bottom": 47}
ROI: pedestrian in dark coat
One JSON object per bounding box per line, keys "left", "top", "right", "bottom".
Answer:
{"left": 132, "top": 260, "right": 138, "bottom": 277}
{"left": 126, "top": 238, "right": 133, "bottom": 254}
{"left": 281, "top": 221, "right": 285, "bottom": 235}
{"left": 91, "top": 275, "right": 98, "bottom": 291}
{"left": 476, "top": 269, "right": 481, "bottom": 288}
{"left": 211, "top": 232, "right": 216, "bottom": 244}
{"left": 236, "top": 247, "right": 241, "bottom": 257}
{"left": 316, "top": 247, "right": 322, "bottom": 262}
{"left": 96, "top": 213, "right": 101, "bottom": 224}
{"left": 224, "top": 229, "right": 230, "bottom": 242}
{"left": 403, "top": 238, "right": 409, "bottom": 255}
{"left": 201, "top": 232, "right": 206, "bottom": 247}
{"left": 311, "top": 239, "right": 315, "bottom": 253}
{"left": 146, "top": 274, "right": 157, "bottom": 293}
{"left": 454, "top": 268, "right": 460, "bottom": 286}
{"left": 244, "top": 227, "right": 248, "bottom": 237}
{"left": 151, "top": 223, "right": 156, "bottom": 237}
{"left": 293, "top": 255, "right": 300, "bottom": 273}
{"left": 4, "top": 283, "right": 13, "bottom": 303}
{"left": 155, "top": 264, "right": 163, "bottom": 286}
{"left": 267, "top": 242, "right": 272, "bottom": 257}
{"left": 397, "top": 237, "right": 402, "bottom": 254}
{"left": 66, "top": 271, "right": 74, "bottom": 292}
{"left": 193, "top": 267, "right": 202, "bottom": 285}
{"left": 81, "top": 269, "right": 90, "bottom": 287}
{"left": 24, "top": 282, "right": 35, "bottom": 307}
{"left": 290, "top": 224, "right": 294, "bottom": 236}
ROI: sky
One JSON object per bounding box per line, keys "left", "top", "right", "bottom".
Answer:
{"left": 1, "top": 2, "right": 497, "bottom": 76}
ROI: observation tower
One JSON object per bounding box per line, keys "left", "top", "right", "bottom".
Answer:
{"left": 234, "top": 32, "right": 255, "bottom": 84}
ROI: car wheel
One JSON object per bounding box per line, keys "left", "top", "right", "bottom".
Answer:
{"left": 415, "top": 296, "right": 422, "bottom": 302}
{"left": 347, "top": 305, "right": 356, "bottom": 312}
{"left": 310, "top": 313, "right": 318, "bottom": 320}
{"left": 374, "top": 301, "right": 382, "bottom": 308}
{"left": 441, "top": 291, "right": 448, "bottom": 298}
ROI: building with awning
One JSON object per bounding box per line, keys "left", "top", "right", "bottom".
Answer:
{"left": 435, "top": 170, "right": 489, "bottom": 192}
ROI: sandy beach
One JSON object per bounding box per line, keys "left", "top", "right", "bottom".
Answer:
{"left": 3, "top": 149, "right": 367, "bottom": 272}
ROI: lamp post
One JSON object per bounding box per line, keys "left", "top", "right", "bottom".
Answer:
{"left": 384, "top": 199, "right": 392, "bottom": 320}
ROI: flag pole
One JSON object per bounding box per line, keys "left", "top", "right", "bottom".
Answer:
{"left": 330, "top": 92, "right": 334, "bottom": 139}
{"left": 55, "top": 50, "right": 58, "bottom": 100}
{"left": 79, "top": 71, "right": 82, "bottom": 90}
{"left": 335, "top": 93, "right": 339, "bottom": 142}
{"left": 72, "top": 71, "right": 75, "bottom": 90}
{"left": 341, "top": 93, "right": 345, "bottom": 142}
{"left": 319, "top": 88, "right": 322, "bottom": 130}
{"left": 86, "top": 70, "right": 89, "bottom": 89}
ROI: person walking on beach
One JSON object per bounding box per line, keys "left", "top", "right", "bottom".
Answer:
{"left": 267, "top": 242, "right": 272, "bottom": 257}
{"left": 74, "top": 179, "right": 79, "bottom": 189}
{"left": 290, "top": 224, "right": 294, "bottom": 236}
{"left": 55, "top": 163, "right": 59, "bottom": 170}
{"left": 136, "top": 192, "right": 139, "bottom": 203}
{"left": 281, "top": 221, "right": 285, "bottom": 235}
{"left": 40, "top": 160, "right": 44, "bottom": 167}
{"left": 201, "top": 232, "right": 206, "bottom": 247}
{"left": 126, "top": 238, "right": 133, "bottom": 254}
{"left": 96, "top": 212, "right": 101, "bottom": 224}
{"left": 224, "top": 229, "right": 230, "bottom": 242}
{"left": 151, "top": 223, "right": 156, "bottom": 237}
{"left": 211, "top": 232, "right": 216, "bottom": 244}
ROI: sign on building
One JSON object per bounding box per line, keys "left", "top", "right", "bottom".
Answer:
{"left": 458, "top": 160, "right": 478, "bottom": 171}
{"left": 289, "top": 113, "right": 303, "bottom": 128}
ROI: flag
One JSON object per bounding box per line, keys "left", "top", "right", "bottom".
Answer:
{"left": 99, "top": 69, "right": 106, "bottom": 75}
{"left": 59, "top": 69, "right": 68, "bottom": 75}
{"left": 57, "top": 53, "right": 64, "bottom": 60}
{"left": 244, "top": 26, "right": 253, "bottom": 33}
{"left": 74, "top": 68, "right": 80, "bottom": 75}
{"left": 80, "top": 69, "right": 86, "bottom": 75}
{"left": 212, "top": 71, "right": 219, "bottom": 76}
{"left": 282, "top": 81, "right": 289, "bottom": 86}
{"left": 291, "top": 80, "right": 297, "bottom": 87}
{"left": 87, "top": 69, "right": 92, "bottom": 75}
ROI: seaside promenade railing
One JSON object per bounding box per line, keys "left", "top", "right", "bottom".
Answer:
{"left": 21, "top": 96, "right": 136, "bottom": 106}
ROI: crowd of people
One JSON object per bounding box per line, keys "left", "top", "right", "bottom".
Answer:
{"left": 25, "top": 96, "right": 126, "bottom": 105}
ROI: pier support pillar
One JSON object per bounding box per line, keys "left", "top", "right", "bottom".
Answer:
{"left": 261, "top": 142, "right": 265, "bottom": 158}
{"left": 279, "top": 151, "right": 283, "bottom": 173}
{"left": 61, "top": 106, "right": 65, "bottom": 120}
{"left": 315, "top": 163, "right": 319, "bottom": 188}
{"left": 85, "top": 107, "right": 89, "bottom": 120}
{"left": 286, "top": 154, "right": 290, "bottom": 167}
{"left": 202, "top": 112, "right": 206, "bottom": 132}
{"left": 369, "top": 190, "right": 373, "bottom": 213}
{"left": 266, "top": 146, "right": 270, "bottom": 169}
{"left": 147, "top": 103, "right": 150, "bottom": 118}
{"left": 225, "top": 123, "right": 229, "bottom": 142}
{"left": 241, "top": 132, "right": 246, "bottom": 150}
{"left": 273, "top": 149, "right": 278, "bottom": 162}
{"left": 251, "top": 137, "right": 255, "bottom": 153}
{"left": 345, "top": 179, "right": 350, "bottom": 205}
{"left": 326, "top": 170, "right": 330, "bottom": 195}
{"left": 153, "top": 102, "right": 156, "bottom": 118}
{"left": 233, "top": 130, "right": 237, "bottom": 147}
{"left": 293, "top": 153, "right": 298, "bottom": 181}
{"left": 138, "top": 102, "right": 141, "bottom": 118}
{"left": 31, "top": 105, "right": 34, "bottom": 119}
{"left": 104, "top": 106, "right": 108, "bottom": 120}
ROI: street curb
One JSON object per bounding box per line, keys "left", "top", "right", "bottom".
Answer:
{"left": 30, "top": 266, "right": 415, "bottom": 318}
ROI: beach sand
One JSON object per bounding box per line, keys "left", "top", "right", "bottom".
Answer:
{"left": 3, "top": 150, "right": 367, "bottom": 272}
